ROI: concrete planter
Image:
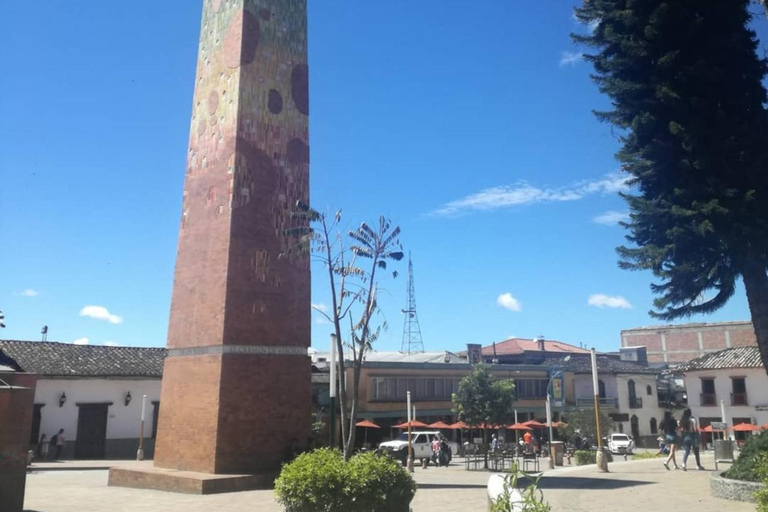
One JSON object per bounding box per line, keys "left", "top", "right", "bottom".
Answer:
{"left": 710, "top": 472, "right": 767, "bottom": 503}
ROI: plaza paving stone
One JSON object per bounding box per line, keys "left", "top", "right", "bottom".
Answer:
{"left": 24, "top": 453, "right": 753, "bottom": 512}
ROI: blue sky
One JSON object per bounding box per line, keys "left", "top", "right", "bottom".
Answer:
{"left": 2, "top": 1, "right": 767, "bottom": 353}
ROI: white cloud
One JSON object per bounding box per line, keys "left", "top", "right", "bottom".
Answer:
{"left": 314, "top": 317, "right": 330, "bottom": 326}
{"left": 497, "top": 293, "right": 522, "bottom": 312}
{"left": 559, "top": 51, "right": 584, "bottom": 67}
{"left": 593, "top": 210, "right": 630, "bottom": 225}
{"left": 312, "top": 303, "right": 329, "bottom": 314}
{"left": 80, "top": 305, "right": 123, "bottom": 324}
{"left": 73, "top": 337, "right": 90, "bottom": 345}
{"left": 430, "top": 173, "right": 630, "bottom": 217}
{"left": 103, "top": 341, "right": 119, "bottom": 347}
{"left": 20, "top": 289, "right": 39, "bottom": 297}
{"left": 588, "top": 294, "right": 632, "bottom": 309}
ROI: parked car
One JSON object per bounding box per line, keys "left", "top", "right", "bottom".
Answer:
{"left": 379, "top": 431, "right": 457, "bottom": 465}
{"left": 607, "top": 433, "right": 635, "bottom": 454}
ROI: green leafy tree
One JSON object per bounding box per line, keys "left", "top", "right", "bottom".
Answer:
{"left": 452, "top": 364, "right": 516, "bottom": 443}
{"left": 283, "top": 203, "right": 404, "bottom": 460}
{"left": 558, "top": 408, "right": 614, "bottom": 445}
{"left": 574, "top": 0, "right": 768, "bottom": 375}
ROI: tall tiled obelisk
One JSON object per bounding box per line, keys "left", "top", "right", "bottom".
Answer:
{"left": 154, "top": 0, "right": 310, "bottom": 477}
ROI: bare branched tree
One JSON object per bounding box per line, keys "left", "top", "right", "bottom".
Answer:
{"left": 282, "top": 202, "right": 403, "bottom": 459}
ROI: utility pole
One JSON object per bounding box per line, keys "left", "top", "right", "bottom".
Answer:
{"left": 401, "top": 253, "right": 424, "bottom": 354}
{"left": 591, "top": 348, "right": 609, "bottom": 472}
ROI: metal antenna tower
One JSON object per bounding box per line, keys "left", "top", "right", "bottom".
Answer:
{"left": 401, "top": 253, "right": 425, "bottom": 353}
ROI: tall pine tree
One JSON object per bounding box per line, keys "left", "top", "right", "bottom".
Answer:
{"left": 574, "top": 0, "right": 768, "bottom": 375}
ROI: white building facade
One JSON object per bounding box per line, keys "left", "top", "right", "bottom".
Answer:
{"left": 678, "top": 347, "right": 768, "bottom": 437}
{"left": 0, "top": 340, "right": 165, "bottom": 459}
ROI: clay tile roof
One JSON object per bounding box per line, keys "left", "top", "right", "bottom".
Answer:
{"left": 482, "top": 338, "right": 590, "bottom": 356}
{"left": 0, "top": 340, "right": 166, "bottom": 378}
{"left": 674, "top": 346, "right": 763, "bottom": 372}
{"left": 541, "top": 354, "right": 659, "bottom": 375}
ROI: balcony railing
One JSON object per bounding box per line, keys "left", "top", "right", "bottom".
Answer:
{"left": 576, "top": 398, "right": 618, "bottom": 408}
{"left": 629, "top": 397, "right": 643, "bottom": 409}
{"left": 731, "top": 392, "right": 748, "bottom": 406}
{"left": 700, "top": 393, "right": 717, "bottom": 406}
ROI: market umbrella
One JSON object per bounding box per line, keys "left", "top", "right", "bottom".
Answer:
{"left": 522, "top": 420, "right": 547, "bottom": 429}
{"left": 356, "top": 419, "right": 380, "bottom": 446}
{"left": 428, "top": 421, "right": 454, "bottom": 429}
{"left": 479, "top": 423, "right": 501, "bottom": 430}
{"left": 449, "top": 421, "right": 471, "bottom": 430}
{"left": 393, "top": 420, "right": 429, "bottom": 429}
{"left": 506, "top": 423, "right": 533, "bottom": 431}
{"left": 699, "top": 425, "right": 714, "bottom": 433}
{"left": 731, "top": 423, "right": 761, "bottom": 432}
{"left": 548, "top": 421, "right": 568, "bottom": 428}
{"left": 762, "top": 424, "right": 768, "bottom": 430}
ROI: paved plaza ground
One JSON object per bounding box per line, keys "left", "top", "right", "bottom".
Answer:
{"left": 24, "top": 452, "right": 753, "bottom": 512}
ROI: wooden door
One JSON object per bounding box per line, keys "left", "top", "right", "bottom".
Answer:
{"left": 75, "top": 404, "right": 109, "bottom": 459}
{"left": 30, "top": 404, "right": 43, "bottom": 446}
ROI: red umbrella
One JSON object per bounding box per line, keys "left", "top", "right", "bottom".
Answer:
{"left": 356, "top": 419, "right": 380, "bottom": 446}
{"left": 523, "top": 420, "right": 547, "bottom": 429}
{"left": 428, "top": 421, "right": 454, "bottom": 429}
{"left": 731, "top": 423, "right": 761, "bottom": 432}
{"left": 761, "top": 424, "right": 768, "bottom": 430}
{"left": 699, "top": 425, "right": 714, "bottom": 433}
{"left": 506, "top": 423, "right": 533, "bottom": 431}
{"left": 392, "top": 420, "right": 429, "bottom": 429}
{"left": 549, "top": 421, "right": 568, "bottom": 428}
{"left": 479, "top": 423, "right": 501, "bottom": 430}
{"left": 449, "top": 421, "right": 471, "bottom": 429}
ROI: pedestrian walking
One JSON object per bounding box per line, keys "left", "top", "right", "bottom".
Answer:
{"left": 491, "top": 434, "right": 499, "bottom": 452}
{"left": 660, "top": 411, "right": 679, "bottom": 470}
{"left": 54, "top": 429, "right": 65, "bottom": 460}
{"left": 38, "top": 434, "right": 49, "bottom": 460}
{"left": 679, "top": 409, "right": 695, "bottom": 471}
{"left": 690, "top": 416, "right": 705, "bottom": 470}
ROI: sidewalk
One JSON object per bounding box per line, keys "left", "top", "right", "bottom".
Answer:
{"left": 23, "top": 453, "right": 752, "bottom": 512}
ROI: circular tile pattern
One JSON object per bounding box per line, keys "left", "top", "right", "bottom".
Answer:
{"left": 286, "top": 138, "right": 309, "bottom": 166}
{"left": 268, "top": 89, "right": 283, "bottom": 114}
{"left": 208, "top": 91, "right": 219, "bottom": 116}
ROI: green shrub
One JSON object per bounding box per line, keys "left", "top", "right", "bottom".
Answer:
{"left": 754, "top": 453, "right": 768, "bottom": 512}
{"left": 574, "top": 450, "right": 596, "bottom": 466}
{"left": 274, "top": 448, "right": 416, "bottom": 512}
{"left": 725, "top": 431, "right": 768, "bottom": 482}
{"left": 491, "top": 463, "right": 551, "bottom": 512}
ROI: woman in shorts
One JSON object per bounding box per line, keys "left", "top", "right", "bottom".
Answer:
{"left": 660, "top": 411, "right": 679, "bottom": 470}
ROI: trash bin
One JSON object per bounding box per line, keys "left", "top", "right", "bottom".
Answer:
{"left": 714, "top": 439, "right": 734, "bottom": 470}
{"left": 550, "top": 441, "right": 565, "bottom": 466}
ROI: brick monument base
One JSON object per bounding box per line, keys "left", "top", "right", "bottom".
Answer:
{"left": 108, "top": 462, "right": 274, "bottom": 495}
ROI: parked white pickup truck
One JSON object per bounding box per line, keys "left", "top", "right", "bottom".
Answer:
{"left": 379, "top": 431, "right": 458, "bottom": 465}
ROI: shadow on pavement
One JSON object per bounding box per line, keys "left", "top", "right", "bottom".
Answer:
{"left": 418, "top": 483, "right": 488, "bottom": 490}
{"left": 525, "top": 476, "right": 653, "bottom": 490}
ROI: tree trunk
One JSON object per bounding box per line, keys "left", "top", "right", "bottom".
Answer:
{"left": 741, "top": 259, "right": 768, "bottom": 379}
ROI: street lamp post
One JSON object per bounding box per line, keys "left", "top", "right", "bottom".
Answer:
{"left": 137, "top": 394, "right": 146, "bottom": 461}
{"left": 546, "top": 356, "right": 570, "bottom": 469}
{"left": 591, "top": 348, "right": 609, "bottom": 472}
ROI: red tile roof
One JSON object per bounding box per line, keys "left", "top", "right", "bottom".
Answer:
{"left": 482, "top": 338, "right": 590, "bottom": 356}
